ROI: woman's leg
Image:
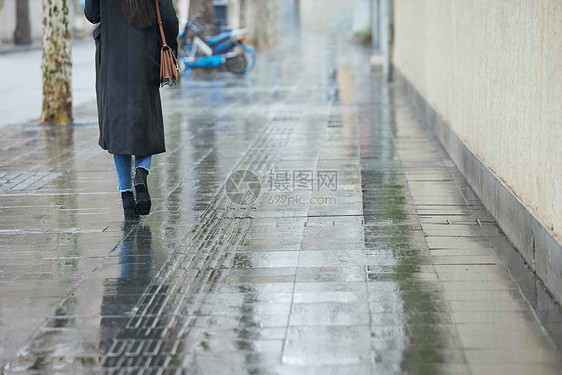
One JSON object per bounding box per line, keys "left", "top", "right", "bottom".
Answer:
{"left": 134, "top": 155, "right": 152, "bottom": 173}
{"left": 113, "top": 154, "right": 133, "bottom": 191}
{"left": 133, "top": 155, "right": 152, "bottom": 215}
{"left": 114, "top": 154, "right": 138, "bottom": 219}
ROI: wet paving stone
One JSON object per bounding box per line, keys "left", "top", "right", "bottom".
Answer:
{"left": 283, "top": 325, "right": 371, "bottom": 366}
{"left": 1, "top": 4, "right": 562, "bottom": 374}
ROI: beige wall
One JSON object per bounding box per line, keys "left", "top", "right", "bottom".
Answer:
{"left": 393, "top": 0, "right": 562, "bottom": 242}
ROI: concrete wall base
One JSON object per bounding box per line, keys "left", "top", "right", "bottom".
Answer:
{"left": 394, "top": 67, "right": 562, "bottom": 307}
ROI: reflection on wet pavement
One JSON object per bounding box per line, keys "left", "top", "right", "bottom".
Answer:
{"left": 1, "top": 0, "right": 562, "bottom": 373}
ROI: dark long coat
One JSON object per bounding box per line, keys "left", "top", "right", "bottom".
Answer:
{"left": 84, "top": 0, "right": 178, "bottom": 156}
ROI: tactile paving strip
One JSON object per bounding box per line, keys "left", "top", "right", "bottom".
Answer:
{"left": 100, "top": 111, "right": 301, "bottom": 374}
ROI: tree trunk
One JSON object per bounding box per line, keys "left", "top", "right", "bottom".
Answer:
{"left": 188, "top": 0, "right": 216, "bottom": 32}
{"left": 14, "top": 0, "right": 32, "bottom": 45}
{"left": 0, "top": 0, "right": 4, "bottom": 47}
{"left": 40, "top": 0, "right": 73, "bottom": 125}
{"left": 246, "top": 0, "right": 280, "bottom": 49}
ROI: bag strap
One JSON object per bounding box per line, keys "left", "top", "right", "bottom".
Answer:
{"left": 155, "top": 0, "right": 168, "bottom": 47}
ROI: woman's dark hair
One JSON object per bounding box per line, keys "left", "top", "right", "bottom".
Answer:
{"left": 116, "top": 0, "right": 156, "bottom": 29}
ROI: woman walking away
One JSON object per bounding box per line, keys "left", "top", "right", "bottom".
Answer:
{"left": 84, "top": 0, "right": 178, "bottom": 219}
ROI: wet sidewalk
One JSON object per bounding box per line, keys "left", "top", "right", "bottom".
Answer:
{"left": 2, "top": 4, "right": 562, "bottom": 375}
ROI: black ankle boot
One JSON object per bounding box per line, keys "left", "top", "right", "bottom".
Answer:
{"left": 121, "top": 191, "right": 139, "bottom": 220}
{"left": 134, "top": 168, "right": 151, "bottom": 215}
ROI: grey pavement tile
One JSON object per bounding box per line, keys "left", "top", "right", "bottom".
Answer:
{"left": 232, "top": 251, "right": 300, "bottom": 268}
{"left": 253, "top": 208, "right": 310, "bottom": 218}
{"left": 363, "top": 223, "right": 423, "bottom": 236}
{"left": 195, "top": 338, "right": 285, "bottom": 355}
{"left": 0, "top": 233, "right": 58, "bottom": 246}
{"left": 195, "top": 313, "right": 290, "bottom": 330}
{"left": 415, "top": 205, "right": 484, "bottom": 216}
{"left": 225, "top": 267, "right": 297, "bottom": 284}
{"left": 0, "top": 279, "right": 81, "bottom": 298}
{"left": 302, "top": 227, "right": 365, "bottom": 242}
{"left": 406, "top": 312, "right": 455, "bottom": 325}
{"left": 296, "top": 266, "right": 366, "bottom": 283}
{"left": 201, "top": 327, "right": 287, "bottom": 341}
{"left": 408, "top": 180, "right": 464, "bottom": 191}
{"left": 0, "top": 265, "right": 33, "bottom": 281}
{"left": 237, "top": 238, "right": 302, "bottom": 252}
{"left": 368, "top": 270, "right": 440, "bottom": 283}
{"left": 368, "top": 279, "right": 445, "bottom": 294}
{"left": 363, "top": 214, "right": 421, "bottom": 227}
{"left": 458, "top": 324, "right": 557, "bottom": 349}
{"left": 455, "top": 321, "right": 552, "bottom": 341}
{"left": 307, "top": 207, "right": 363, "bottom": 217}
{"left": 468, "top": 363, "right": 562, "bottom": 375}
{"left": 198, "top": 302, "right": 291, "bottom": 317}
{"left": 401, "top": 348, "right": 468, "bottom": 365}
{"left": 422, "top": 223, "right": 502, "bottom": 237}
{"left": 368, "top": 285, "right": 443, "bottom": 303}
{"left": 369, "top": 313, "right": 408, "bottom": 328}
{"left": 365, "top": 254, "right": 433, "bottom": 266}
{"left": 464, "top": 348, "right": 562, "bottom": 363}
{"left": 402, "top": 172, "right": 453, "bottom": 182}
{"left": 218, "top": 282, "right": 294, "bottom": 294}
{"left": 364, "top": 232, "right": 427, "bottom": 248}
{"left": 443, "top": 289, "right": 527, "bottom": 302}
{"left": 428, "top": 247, "right": 497, "bottom": 256}
{"left": 448, "top": 298, "right": 532, "bottom": 313}
{"left": 426, "top": 236, "right": 493, "bottom": 250}
{"left": 381, "top": 322, "right": 462, "bottom": 349}
{"left": 370, "top": 295, "right": 450, "bottom": 313}
{"left": 282, "top": 325, "right": 371, "bottom": 366}
{"left": 441, "top": 280, "right": 521, "bottom": 292}
{"left": 367, "top": 263, "right": 435, "bottom": 274}
{"left": 370, "top": 311, "right": 455, "bottom": 328}
{"left": 297, "top": 250, "right": 365, "bottom": 268}
{"left": 435, "top": 264, "right": 512, "bottom": 282}
{"left": 293, "top": 281, "right": 367, "bottom": 304}
{"left": 289, "top": 302, "right": 370, "bottom": 326}
{"left": 411, "top": 195, "right": 470, "bottom": 206}
{"left": 304, "top": 215, "right": 365, "bottom": 227}
{"left": 419, "top": 215, "right": 483, "bottom": 225}
{"left": 300, "top": 239, "right": 366, "bottom": 251}
{"left": 185, "top": 352, "right": 281, "bottom": 375}
{"left": 274, "top": 364, "right": 373, "bottom": 375}
{"left": 406, "top": 364, "right": 472, "bottom": 375}
{"left": 432, "top": 255, "right": 501, "bottom": 265}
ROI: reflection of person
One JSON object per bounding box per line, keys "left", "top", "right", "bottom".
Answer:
{"left": 84, "top": 0, "right": 178, "bottom": 219}
{"left": 99, "top": 223, "right": 153, "bottom": 357}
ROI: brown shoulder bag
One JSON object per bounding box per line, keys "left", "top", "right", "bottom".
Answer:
{"left": 155, "top": 0, "right": 179, "bottom": 87}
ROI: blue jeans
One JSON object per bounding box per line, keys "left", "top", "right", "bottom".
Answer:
{"left": 114, "top": 154, "right": 152, "bottom": 192}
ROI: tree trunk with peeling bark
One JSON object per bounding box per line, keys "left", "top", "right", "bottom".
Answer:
{"left": 245, "top": 0, "right": 280, "bottom": 50}
{"left": 40, "top": 0, "right": 73, "bottom": 125}
{"left": 189, "top": 0, "right": 216, "bottom": 37}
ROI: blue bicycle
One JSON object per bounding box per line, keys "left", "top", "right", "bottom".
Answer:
{"left": 179, "top": 13, "right": 256, "bottom": 76}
